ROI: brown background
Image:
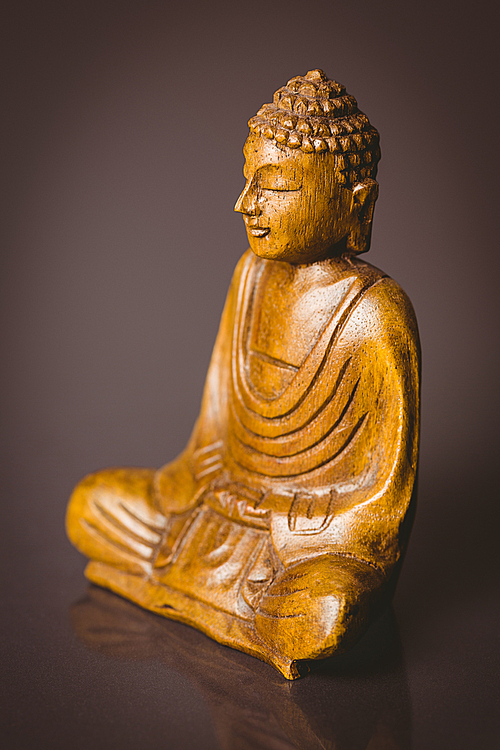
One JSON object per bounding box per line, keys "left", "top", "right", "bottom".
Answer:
{"left": 1, "top": 1, "right": 499, "bottom": 748}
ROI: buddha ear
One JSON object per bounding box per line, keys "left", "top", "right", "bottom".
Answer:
{"left": 346, "top": 178, "right": 379, "bottom": 255}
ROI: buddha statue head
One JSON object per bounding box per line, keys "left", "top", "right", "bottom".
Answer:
{"left": 234, "top": 69, "right": 381, "bottom": 264}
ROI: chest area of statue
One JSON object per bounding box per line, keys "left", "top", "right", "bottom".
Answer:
{"left": 245, "top": 263, "right": 341, "bottom": 399}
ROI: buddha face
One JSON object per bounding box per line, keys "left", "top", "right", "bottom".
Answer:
{"left": 235, "top": 134, "right": 366, "bottom": 264}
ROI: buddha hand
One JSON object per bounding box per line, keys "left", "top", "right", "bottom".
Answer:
{"left": 254, "top": 554, "right": 384, "bottom": 662}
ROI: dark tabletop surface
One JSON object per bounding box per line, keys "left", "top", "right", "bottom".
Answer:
{"left": 1, "top": 1, "right": 499, "bottom": 748}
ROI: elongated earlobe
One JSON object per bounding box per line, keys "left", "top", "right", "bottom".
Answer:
{"left": 346, "top": 179, "right": 379, "bottom": 254}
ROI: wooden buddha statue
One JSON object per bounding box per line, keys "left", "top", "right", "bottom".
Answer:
{"left": 66, "top": 69, "right": 420, "bottom": 679}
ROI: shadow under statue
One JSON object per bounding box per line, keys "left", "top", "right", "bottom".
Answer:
{"left": 66, "top": 70, "right": 420, "bottom": 679}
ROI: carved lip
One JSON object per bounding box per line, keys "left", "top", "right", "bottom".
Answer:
{"left": 247, "top": 226, "right": 270, "bottom": 238}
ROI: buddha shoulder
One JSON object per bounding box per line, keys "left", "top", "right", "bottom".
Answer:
{"left": 339, "top": 260, "right": 420, "bottom": 355}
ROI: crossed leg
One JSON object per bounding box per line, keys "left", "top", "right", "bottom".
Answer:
{"left": 66, "top": 468, "right": 168, "bottom": 575}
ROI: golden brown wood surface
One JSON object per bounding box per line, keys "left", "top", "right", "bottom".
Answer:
{"left": 66, "top": 69, "right": 420, "bottom": 680}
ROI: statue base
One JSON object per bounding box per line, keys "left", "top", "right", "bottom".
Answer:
{"left": 85, "top": 561, "right": 307, "bottom": 679}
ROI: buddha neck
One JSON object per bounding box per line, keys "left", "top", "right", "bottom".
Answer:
{"left": 280, "top": 235, "right": 354, "bottom": 271}
{"left": 265, "top": 251, "right": 358, "bottom": 290}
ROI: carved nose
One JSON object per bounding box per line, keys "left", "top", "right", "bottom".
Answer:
{"left": 234, "top": 183, "right": 260, "bottom": 215}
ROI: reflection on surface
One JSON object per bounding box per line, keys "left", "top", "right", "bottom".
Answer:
{"left": 70, "top": 586, "right": 411, "bottom": 749}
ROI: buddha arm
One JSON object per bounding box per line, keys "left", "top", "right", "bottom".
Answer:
{"left": 256, "top": 277, "right": 420, "bottom": 660}
{"left": 153, "top": 252, "right": 249, "bottom": 514}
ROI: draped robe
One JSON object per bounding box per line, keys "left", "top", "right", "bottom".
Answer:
{"left": 69, "top": 249, "right": 420, "bottom": 678}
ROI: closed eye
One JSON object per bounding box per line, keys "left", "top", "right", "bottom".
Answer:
{"left": 260, "top": 185, "right": 302, "bottom": 192}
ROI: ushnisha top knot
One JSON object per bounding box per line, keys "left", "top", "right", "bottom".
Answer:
{"left": 248, "top": 69, "right": 381, "bottom": 187}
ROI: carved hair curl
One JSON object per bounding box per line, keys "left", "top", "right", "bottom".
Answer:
{"left": 248, "top": 69, "right": 381, "bottom": 188}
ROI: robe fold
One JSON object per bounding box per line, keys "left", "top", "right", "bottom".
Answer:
{"left": 156, "top": 248, "right": 420, "bottom": 580}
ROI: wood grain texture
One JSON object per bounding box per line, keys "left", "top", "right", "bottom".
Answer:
{"left": 66, "top": 70, "right": 420, "bottom": 679}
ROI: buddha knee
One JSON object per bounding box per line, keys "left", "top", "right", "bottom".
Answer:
{"left": 66, "top": 467, "right": 166, "bottom": 574}
{"left": 254, "top": 555, "right": 384, "bottom": 661}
